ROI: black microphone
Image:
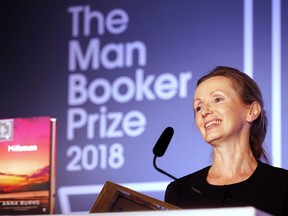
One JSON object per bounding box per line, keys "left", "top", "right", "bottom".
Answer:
{"left": 153, "top": 127, "right": 174, "bottom": 157}
{"left": 153, "top": 127, "right": 205, "bottom": 196}
{"left": 153, "top": 127, "right": 206, "bottom": 196}
{"left": 153, "top": 127, "right": 177, "bottom": 180}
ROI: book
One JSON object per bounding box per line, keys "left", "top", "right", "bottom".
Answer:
{"left": 0, "top": 116, "right": 57, "bottom": 214}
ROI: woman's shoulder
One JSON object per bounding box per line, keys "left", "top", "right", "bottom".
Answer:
{"left": 168, "top": 165, "right": 211, "bottom": 188}
{"left": 258, "top": 161, "right": 288, "bottom": 172}
{"left": 257, "top": 161, "right": 288, "bottom": 179}
{"left": 181, "top": 166, "right": 211, "bottom": 180}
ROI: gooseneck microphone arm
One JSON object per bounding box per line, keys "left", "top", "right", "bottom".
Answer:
{"left": 152, "top": 127, "right": 205, "bottom": 196}
{"left": 153, "top": 155, "right": 177, "bottom": 180}
{"left": 152, "top": 127, "right": 178, "bottom": 180}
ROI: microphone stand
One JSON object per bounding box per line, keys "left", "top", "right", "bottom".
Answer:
{"left": 153, "top": 155, "right": 177, "bottom": 180}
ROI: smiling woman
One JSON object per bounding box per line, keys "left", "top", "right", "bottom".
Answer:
{"left": 196, "top": 66, "right": 267, "bottom": 161}
{"left": 194, "top": 75, "right": 260, "bottom": 155}
{"left": 165, "top": 66, "right": 288, "bottom": 216}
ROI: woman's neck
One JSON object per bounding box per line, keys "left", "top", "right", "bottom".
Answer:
{"left": 207, "top": 147, "right": 258, "bottom": 185}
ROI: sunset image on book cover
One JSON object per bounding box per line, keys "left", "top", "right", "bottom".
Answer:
{"left": 0, "top": 116, "right": 56, "bottom": 214}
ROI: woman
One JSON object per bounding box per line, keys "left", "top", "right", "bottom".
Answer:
{"left": 165, "top": 66, "right": 288, "bottom": 215}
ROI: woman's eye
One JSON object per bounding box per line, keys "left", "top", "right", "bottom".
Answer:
{"left": 195, "top": 107, "right": 202, "bottom": 112}
{"left": 213, "top": 97, "right": 223, "bottom": 103}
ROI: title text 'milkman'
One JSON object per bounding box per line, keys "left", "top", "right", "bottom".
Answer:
{"left": 8, "top": 145, "right": 38, "bottom": 152}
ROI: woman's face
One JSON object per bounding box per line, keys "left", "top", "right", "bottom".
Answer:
{"left": 193, "top": 76, "right": 251, "bottom": 145}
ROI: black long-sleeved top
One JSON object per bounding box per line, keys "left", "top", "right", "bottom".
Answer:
{"left": 165, "top": 162, "right": 288, "bottom": 215}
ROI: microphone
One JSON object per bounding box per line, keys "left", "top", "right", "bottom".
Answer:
{"left": 153, "top": 127, "right": 205, "bottom": 196}
{"left": 153, "top": 127, "right": 206, "bottom": 196}
{"left": 153, "top": 127, "right": 174, "bottom": 157}
{"left": 153, "top": 127, "right": 177, "bottom": 180}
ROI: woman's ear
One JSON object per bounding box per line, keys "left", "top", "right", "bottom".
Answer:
{"left": 246, "top": 101, "right": 261, "bottom": 123}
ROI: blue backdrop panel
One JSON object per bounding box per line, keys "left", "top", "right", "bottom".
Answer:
{"left": 1, "top": 0, "right": 287, "bottom": 213}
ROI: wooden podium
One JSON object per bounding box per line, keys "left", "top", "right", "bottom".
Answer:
{"left": 89, "top": 181, "right": 180, "bottom": 212}
{"left": 89, "top": 181, "right": 272, "bottom": 215}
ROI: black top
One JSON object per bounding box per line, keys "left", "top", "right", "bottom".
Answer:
{"left": 165, "top": 162, "right": 288, "bottom": 215}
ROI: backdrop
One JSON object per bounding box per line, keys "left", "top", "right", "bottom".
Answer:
{"left": 1, "top": 0, "right": 288, "bottom": 213}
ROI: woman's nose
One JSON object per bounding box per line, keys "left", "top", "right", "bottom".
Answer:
{"left": 201, "top": 105, "right": 212, "bottom": 117}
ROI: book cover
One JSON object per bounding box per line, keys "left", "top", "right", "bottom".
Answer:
{"left": 0, "top": 116, "right": 56, "bottom": 214}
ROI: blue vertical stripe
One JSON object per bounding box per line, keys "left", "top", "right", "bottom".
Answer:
{"left": 244, "top": 0, "right": 253, "bottom": 78}
{"left": 272, "top": 0, "right": 282, "bottom": 167}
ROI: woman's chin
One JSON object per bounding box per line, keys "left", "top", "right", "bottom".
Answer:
{"left": 204, "top": 134, "right": 222, "bottom": 144}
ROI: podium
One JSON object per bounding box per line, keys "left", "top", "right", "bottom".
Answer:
{"left": 90, "top": 181, "right": 180, "bottom": 212}
{"left": 89, "top": 181, "right": 271, "bottom": 215}
{"left": 90, "top": 207, "right": 271, "bottom": 216}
